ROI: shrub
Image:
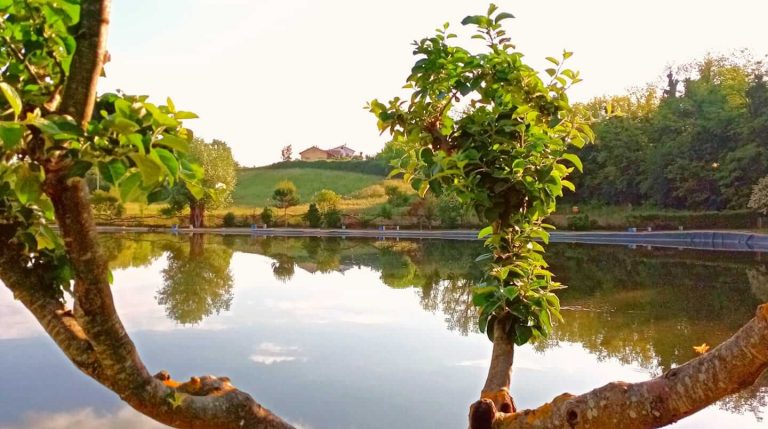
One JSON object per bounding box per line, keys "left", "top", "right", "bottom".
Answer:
{"left": 748, "top": 176, "right": 768, "bottom": 215}
{"left": 385, "top": 185, "right": 410, "bottom": 207}
{"left": 566, "top": 214, "right": 598, "bottom": 231}
{"left": 437, "top": 192, "right": 463, "bottom": 228}
{"left": 303, "top": 203, "right": 323, "bottom": 227}
{"left": 222, "top": 212, "right": 237, "bottom": 227}
{"left": 260, "top": 206, "right": 275, "bottom": 226}
{"left": 408, "top": 195, "right": 438, "bottom": 228}
{"left": 377, "top": 204, "right": 394, "bottom": 220}
{"left": 324, "top": 208, "right": 343, "bottom": 228}
{"left": 314, "top": 189, "right": 341, "bottom": 213}
{"left": 91, "top": 190, "right": 125, "bottom": 219}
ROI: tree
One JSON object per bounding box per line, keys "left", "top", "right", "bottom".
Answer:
{"left": 271, "top": 180, "right": 299, "bottom": 227}
{"left": 302, "top": 202, "right": 322, "bottom": 227}
{"left": 748, "top": 176, "right": 768, "bottom": 215}
{"left": 313, "top": 188, "right": 341, "bottom": 213}
{"left": 280, "top": 144, "right": 292, "bottom": 162}
{"left": 165, "top": 138, "right": 237, "bottom": 228}
{"left": 369, "top": 4, "right": 768, "bottom": 429}
{"left": 260, "top": 206, "right": 275, "bottom": 227}
{"left": 313, "top": 189, "right": 342, "bottom": 227}
{"left": 0, "top": 1, "right": 291, "bottom": 428}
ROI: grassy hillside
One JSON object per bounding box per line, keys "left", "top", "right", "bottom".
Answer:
{"left": 233, "top": 167, "right": 384, "bottom": 206}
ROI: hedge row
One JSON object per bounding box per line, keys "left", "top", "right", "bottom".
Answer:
{"left": 254, "top": 159, "right": 391, "bottom": 176}
{"left": 624, "top": 210, "right": 760, "bottom": 230}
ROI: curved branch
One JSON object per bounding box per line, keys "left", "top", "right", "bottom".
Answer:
{"left": 481, "top": 304, "right": 768, "bottom": 429}
{"left": 0, "top": 227, "right": 106, "bottom": 384}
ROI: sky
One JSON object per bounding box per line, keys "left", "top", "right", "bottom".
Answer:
{"left": 98, "top": 0, "right": 768, "bottom": 166}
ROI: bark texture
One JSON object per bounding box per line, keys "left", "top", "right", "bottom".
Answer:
{"left": 470, "top": 304, "right": 768, "bottom": 429}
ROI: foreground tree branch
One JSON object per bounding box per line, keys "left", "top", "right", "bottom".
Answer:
{"left": 470, "top": 304, "right": 768, "bottom": 429}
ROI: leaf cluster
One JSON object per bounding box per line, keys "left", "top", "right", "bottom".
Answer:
{"left": 368, "top": 4, "right": 593, "bottom": 345}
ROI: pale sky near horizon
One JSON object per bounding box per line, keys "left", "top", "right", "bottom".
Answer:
{"left": 98, "top": 0, "right": 768, "bottom": 166}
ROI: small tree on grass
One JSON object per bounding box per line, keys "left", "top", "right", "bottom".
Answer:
{"left": 314, "top": 189, "right": 342, "bottom": 227}
{"left": 324, "top": 207, "right": 343, "bottom": 228}
{"left": 260, "top": 206, "right": 275, "bottom": 227}
{"left": 303, "top": 203, "right": 322, "bottom": 227}
{"left": 314, "top": 189, "right": 341, "bottom": 213}
{"left": 272, "top": 180, "right": 299, "bottom": 227}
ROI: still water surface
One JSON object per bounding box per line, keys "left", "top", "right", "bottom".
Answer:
{"left": 1, "top": 234, "right": 767, "bottom": 428}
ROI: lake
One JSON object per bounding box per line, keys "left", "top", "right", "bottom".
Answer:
{"left": 1, "top": 234, "right": 766, "bottom": 429}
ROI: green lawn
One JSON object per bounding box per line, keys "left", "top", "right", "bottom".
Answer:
{"left": 233, "top": 168, "right": 384, "bottom": 206}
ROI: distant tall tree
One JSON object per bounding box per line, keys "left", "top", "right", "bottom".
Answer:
{"left": 281, "top": 145, "right": 293, "bottom": 162}
{"left": 165, "top": 138, "right": 238, "bottom": 227}
{"left": 271, "top": 180, "right": 299, "bottom": 227}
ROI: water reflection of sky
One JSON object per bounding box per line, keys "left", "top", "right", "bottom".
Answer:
{"left": 0, "top": 249, "right": 765, "bottom": 429}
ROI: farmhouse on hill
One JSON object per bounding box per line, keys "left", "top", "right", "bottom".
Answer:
{"left": 299, "top": 144, "right": 360, "bottom": 161}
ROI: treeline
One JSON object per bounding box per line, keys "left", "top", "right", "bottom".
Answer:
{"left": 570, "top": 54, "right": 768, "bottom": 211}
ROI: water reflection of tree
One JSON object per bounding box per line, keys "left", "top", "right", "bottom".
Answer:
{"left": 156, "top": 234, "right": 234, "bottom": 324}
{"left": 98, "top": 234, "right": 768, "bottom": 419}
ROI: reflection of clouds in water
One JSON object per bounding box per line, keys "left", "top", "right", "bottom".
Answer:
{"left": 250, "top": 342, "right": 305, "bottom": 365}
{"left": 0, "top": 285, "right": 42, "bottom": 340}
{"left": 262, "top": 298, "right": 398, "bottom": 325}
{"left": 0, "top": 407, "right": 169, "bottom": 429}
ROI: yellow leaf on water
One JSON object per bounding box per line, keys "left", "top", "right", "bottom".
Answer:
{"left": 693, "top": 343, "right": 710, "bottom": 354}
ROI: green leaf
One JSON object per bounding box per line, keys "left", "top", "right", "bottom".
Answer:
{"left": 121, "top": 133, "right": 146, "bottom": 154}
{"left": 174, "top": 111, "right": 199, "bottom": 120}
{"left": 35, "top": 224, "right": 59, "bottom": 250}
{"left": 14, "top": 166, "right": 42, "bottom": 204}
{"left": 0, "top": 82, "right": 22, "bottom": 119}
{"left": 119, "top": 172, "right": 143, "bottom": 202}
{"left": 501, "top": 287, "right": 520, "bottom": 301}
{"left": 111, "top": 117, "right": 140, "bottom": 134}
{"left": 185, "top": 180, "right": 205, "bottom": 200}
{"left": 514, "top": 325, "right": 533, "bottom": 346}
{"left": 561, "top": 153, "right": 583, "bottom": 172}
{"left": 154, "top": 148, "right": 179, "bottom": 179}
{"left": 130, "top": 153, "right": 165, "bottom": 186}
{"left": 494, "top": 12, "right": 515, "bottom": 23}
{"left": 98, "top": 159, "right": 128, "bottom": 185}
{"left": 478, "top": 225, "right": 494, "bottom": 238}
{"left": 545, "top": 57, "right": 560, "bottom": 66}
{"left": 0, "top": 122, "right": 24, "bottom": 150}
{"left": 147, "top": 186, "right": 171, "bottom": 204}
{"left": 156, "top": 133, "right": 189, "bottom": 153}
{"left": 145, "top": 103, "right": 179, "bottom": 127}
{"left": 66, "top": 160, "right": 93, "bottom": 179}
{"left": 26, "top": 118, "right": 62, "bottom": 135}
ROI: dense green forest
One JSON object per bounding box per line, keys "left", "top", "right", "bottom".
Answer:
{"left": 570, "top": 53, "right": 768, "bottom": 211}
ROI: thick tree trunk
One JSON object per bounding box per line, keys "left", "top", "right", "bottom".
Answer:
{"left": 469, "top": 304, "right": 768, "bottom": 429}
{"left": 189, "top": 201, "right": 205, "bottom": 228}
